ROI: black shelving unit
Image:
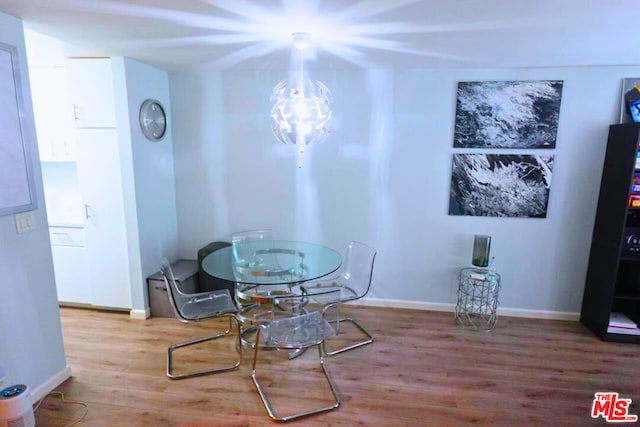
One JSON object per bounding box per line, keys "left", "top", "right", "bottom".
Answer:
{"left": 581, "top": 123, "right": 640, "bottom": 343}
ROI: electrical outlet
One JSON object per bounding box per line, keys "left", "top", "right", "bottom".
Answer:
{"left": 14, "top": 211, "right": 36, "bottom": 234}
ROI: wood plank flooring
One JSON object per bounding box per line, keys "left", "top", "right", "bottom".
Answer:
{"left": 35, "top": 306, "right": 640, "bottom": 426}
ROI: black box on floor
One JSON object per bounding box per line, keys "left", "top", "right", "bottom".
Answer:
{"left": 198, "top": 241, "right": 236, "bottom": 300}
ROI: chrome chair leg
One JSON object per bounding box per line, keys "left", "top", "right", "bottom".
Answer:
{"left": 251, "top": 330, "right": 341, "bottom": 422}
{"left": 167, "top": 315, "right": 242, "bottom": 380}
{"left": 287, "top": 347, "right": 307, "bottom": 360}
{"left": 223, "top": 315, "right": 233, "bottom": 334}
{"left": 322, "top": 317, "right": 374, "bottom": 356}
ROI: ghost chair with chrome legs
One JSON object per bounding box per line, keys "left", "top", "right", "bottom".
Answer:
{"left": 231, "top": 229, "right": 274, "bottom": 268}
{"left": 231, "top": 229, "right": 305, "bottom": 314}
{"left": 251, "top": 291, "right": 341, "bottom": 422}
{"left": 301, "top": 241, "right": 377, "bottom": 356}
{"left": 160, "top": 258, "right": 242, "bottom": 380}
{"left": 231, "top": 229, "right": 283, "bottom": 304}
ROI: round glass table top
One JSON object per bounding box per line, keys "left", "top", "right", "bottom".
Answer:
{"left": 202, "top": 240, "right": 342, "bottom": 285}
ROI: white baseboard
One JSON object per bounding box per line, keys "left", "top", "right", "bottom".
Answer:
{"left": 130, "top": 308, "right": 150, "bottom": 320}
{"left": 30, "top": 366, "right": 72, "bottom": 403}
{"left": 346, "top": 297, "right": 580, "bottom": 321}
{"left": 496, "top": 306, "right": 579, "bottom": 321}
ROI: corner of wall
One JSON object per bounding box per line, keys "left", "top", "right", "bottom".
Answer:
{"left": 111, "top": 56, "right": 146, "bottom": 312}
{"left": 0, "top": 10, "right": 67, "bottom": 394}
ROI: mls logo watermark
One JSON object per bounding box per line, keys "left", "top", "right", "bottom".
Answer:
{"left": 591, "top": 392, "right": 638, "bottom": 423}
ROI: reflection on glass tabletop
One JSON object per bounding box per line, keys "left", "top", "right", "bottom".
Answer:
{"left": 202, "top": 240, "right": 342, "bottom": 285}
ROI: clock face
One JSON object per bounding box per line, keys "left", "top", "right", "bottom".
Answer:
{"left": 139, "top": 99, "right": 167, "bottom": 141}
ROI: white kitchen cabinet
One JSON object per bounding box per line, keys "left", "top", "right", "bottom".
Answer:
{"left": 34, "top": 57, "right": 133, "bottom": 310}
{"left": 29, "top": 66, "right": 75, "bottom": 162}
{"left": 66, "top": 58, "right": 117, "bottom": 128}
{"left": 75, "top": 128, "right": 131, "bottom": 309}
{"left": 50, "top": 227, "right": 91, "bottom": 304}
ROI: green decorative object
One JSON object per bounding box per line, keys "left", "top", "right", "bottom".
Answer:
{"left": 472, "top": 235, "right": 491, "bottom": 267}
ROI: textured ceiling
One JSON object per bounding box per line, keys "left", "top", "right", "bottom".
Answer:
{"left": 0, "top": 0, "right": 638, "bottom": 71}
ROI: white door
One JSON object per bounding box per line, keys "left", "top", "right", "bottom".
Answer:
{"left": 66, "top": 58, "right": 117, "bottom": 128}
{"left": 51, "top": 245, "right": 91, "bottom": 304}
{"left": 76, "top": 128, "right": 131, "bottom": 308}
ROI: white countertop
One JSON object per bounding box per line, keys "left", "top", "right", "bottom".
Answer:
{"left": 48, "top": 218, "right": 84, "bottom": 228}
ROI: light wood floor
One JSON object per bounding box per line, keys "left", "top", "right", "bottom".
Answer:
{"left": 36, "top": 306, "right": 639, "bottom": 426}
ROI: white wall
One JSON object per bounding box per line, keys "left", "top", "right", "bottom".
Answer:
{"left": 0, "top": 11, "right": 68, "bottom": 393}
{"left": 170, "top": 65, "right": 640, "bottom": 315}
{"left": 113, "top": 57, "right": 178, "bottom": 313}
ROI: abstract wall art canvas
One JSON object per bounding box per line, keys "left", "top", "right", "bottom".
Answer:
{"left": 453, "top": 80, "right": 563, "bottom": 149}
{"left": 449, "top": 154, "right": 554, "bottom": 218}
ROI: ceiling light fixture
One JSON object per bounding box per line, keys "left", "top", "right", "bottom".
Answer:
{"left": 291, "top": 32, "right": 311, "bottom": 50}
{"left": 270, "top": 32, "right": 332, "bottom": 168}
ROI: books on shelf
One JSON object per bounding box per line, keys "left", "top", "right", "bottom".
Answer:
{"left": 609, "top": 312, "right": 637, "bottom": 329}
{"left": 607, "top": 312, "right": 639, "bottom": 335}
{"left": 607, "top": 326, "right": 640, "bottom": 336}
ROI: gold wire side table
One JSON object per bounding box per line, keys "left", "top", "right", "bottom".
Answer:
{"left": 455, "top": 268, "right": 501, "bottom": 331}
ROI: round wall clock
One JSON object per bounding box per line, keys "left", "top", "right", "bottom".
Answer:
{"left": 139, "top": 99, "right": 167, "bottom": 141}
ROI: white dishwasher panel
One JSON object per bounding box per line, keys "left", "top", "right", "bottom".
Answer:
{"left": 50, "top": 227, "right": 85, "bottom": 247}
{"left": 51, "top": 245, "right": 91, "bottom": 304}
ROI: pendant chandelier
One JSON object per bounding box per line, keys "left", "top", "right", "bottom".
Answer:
{"left": 270, "top": 32, "right": 333, "bottom": 168}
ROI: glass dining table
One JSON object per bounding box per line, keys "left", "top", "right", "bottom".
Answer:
{"left": 201, "top": 240, "right": 342, "bottom": 350}
{"left": 202, "top": 240, "right": 342, "bottom": 287}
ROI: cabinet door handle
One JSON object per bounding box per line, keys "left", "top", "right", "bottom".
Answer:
{"left": 73, "top": 104, "right": 79, "bottom": 122}
{"left": 84, "top": 204, "right": 92, "bottom": 220}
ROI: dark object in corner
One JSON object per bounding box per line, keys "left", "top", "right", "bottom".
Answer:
{"left": 580, "top": 123, "right": 640, "bottom": 344}
{"left": 198, "top": 241, "right": 235, "bottom": 300}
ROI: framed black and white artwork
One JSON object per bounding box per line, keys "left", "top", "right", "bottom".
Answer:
{"left": 453, "top": 80, "right": 563, "bottom": 149}
{"left": 449, "top": 154, "right": 554, "bottom": 218}
{"left": 0, "top": 42, "right": 37, "bottom": 216}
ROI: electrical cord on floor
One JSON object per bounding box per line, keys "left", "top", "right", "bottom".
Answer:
{"left": 34, "top": 391, "right": 88, "bottom": 427}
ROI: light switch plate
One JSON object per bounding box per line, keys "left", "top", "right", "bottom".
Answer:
{"left": 14, "top": 211, "right": 36, "bottom": 233}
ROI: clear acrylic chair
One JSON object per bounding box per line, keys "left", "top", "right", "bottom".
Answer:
{"left": 300, "top": 241, "right": 377, "bottom": 356}
{"left": 231, "top": 229, "right": 293, "bottom": 305}
{"left": 232, "top": 229, "right": 274, "bottom": 291}
{"left": 160, "top": 258, "right": 242, "bottom": 380}
{"left": 251, "top": 291, "right": 341, "bottom": 422}
{"left": 231, "top": 229, "right": 274, "bottom": 268}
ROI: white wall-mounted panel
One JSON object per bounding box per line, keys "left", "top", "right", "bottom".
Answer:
{"left": 0, "top": 45, "right": 36, "bottom": 215}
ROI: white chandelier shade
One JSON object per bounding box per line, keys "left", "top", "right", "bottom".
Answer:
{"left": 270, "top": 79, "right": 332, "bottom": 145}
{"left": 269, "top": 33, "right": 333, "bottom": 168}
